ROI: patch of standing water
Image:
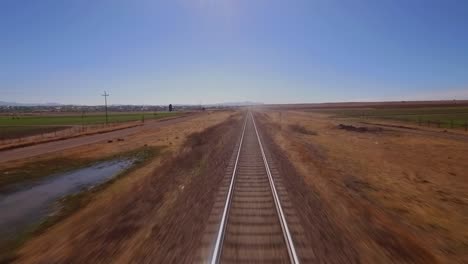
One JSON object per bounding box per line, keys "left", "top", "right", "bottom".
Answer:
{"left": 0, "top": 158, "right": 135, "bottom": 238}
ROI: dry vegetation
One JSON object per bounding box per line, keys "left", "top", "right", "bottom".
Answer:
{"left": 289, "top": 123, "right": 318, "bottom": 135}
{"left": 255, "top": 109, "right": 468, "bottom": 263}
{"left": 4, "top": 107, "right": 468, "bottom": 263}
{"left": 5, "top": 110, "right": 239, "bottom": 263}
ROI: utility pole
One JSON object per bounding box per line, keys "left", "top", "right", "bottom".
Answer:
{"left": 102, "top": 91, "right": 109, "bottom": 125}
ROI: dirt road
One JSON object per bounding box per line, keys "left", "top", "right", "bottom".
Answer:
{"left": 0, "top": 114, "right": 197, "bottom": 163}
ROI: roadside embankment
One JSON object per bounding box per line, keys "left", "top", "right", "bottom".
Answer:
{"left": 12, "top": 110, "right": 240, "bottom": 263}
{"left": 0, "top": 146, "right": 161, "bottom": 263}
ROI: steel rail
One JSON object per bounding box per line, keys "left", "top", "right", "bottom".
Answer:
{"left": 210, "top": 113, "right": 248, "bottom": 264}
{"left": 251, "top": 112, "right": 300, "bottom": 264}
{"left": 210, "top": 111, "right": 299, "bottom": 264}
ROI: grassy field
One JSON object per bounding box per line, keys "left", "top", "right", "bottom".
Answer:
{"left": 0, "top": 112, "right": 179, "bottom": 126}
{"left": 320, "top": 107, "right": 468, "bottom": 129}
{"left": 0, "top": 126, "right": 69, "bottom": 140}
{"left": 0, "top": 112, "right": 180, "bottom": 140}
{"left": 259, "top": 110, "right": 468, "bottom": 263}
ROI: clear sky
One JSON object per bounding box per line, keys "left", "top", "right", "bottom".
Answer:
{"left": 1, "top": 0, "right": 468, "bottom": 105}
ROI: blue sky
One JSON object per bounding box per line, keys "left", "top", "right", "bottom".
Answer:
{"left": 1, "top": 0, "right": 468, "bottom": 105}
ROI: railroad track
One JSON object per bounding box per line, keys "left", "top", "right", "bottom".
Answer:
{"left": 206, "top": 112, "right": 301, "bottom": 263}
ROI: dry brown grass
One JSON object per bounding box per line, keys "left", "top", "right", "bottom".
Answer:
{"left": 255, "top": 109, "right": 468, "bottom": 263}
{"left": 289, "top": 124, "right": 318, "bottom": 135}
{"left": 10, "top": 111, "right": 238, "bottom": 263}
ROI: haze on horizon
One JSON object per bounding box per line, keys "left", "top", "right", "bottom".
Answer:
{"left": 1, "top": 0, "right": 467, "bottom": 105}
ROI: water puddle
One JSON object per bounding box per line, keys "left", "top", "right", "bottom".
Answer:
{"left": 0, "top": 158, "right": 135, "bottom": 238}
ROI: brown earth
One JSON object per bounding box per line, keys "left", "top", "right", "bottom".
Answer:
{"left": 6, "top": 108, "right": 468, "bottom": 263}
{"left": 262, "top": 100, "right": 468, "bottom": 109}
{"left": 254, "top": 109, "right": 468, "bottom": 263}
{"left": 0, "top": 121, "right": 142, "bottom": 151}
{"left": 10, "top": 110, "right": 240, "bottom": 263}
{"left": 0, "top": 114, "right": 197, "bottom": 164}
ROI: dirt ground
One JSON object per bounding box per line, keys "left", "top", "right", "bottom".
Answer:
{"left": 0, "top": 122, "right": 142, "bottom": 151}
{"left": 0, "top": 114, "right": 198, "bottom": 163}
{"left": 10, "top": 110, "right": 241, "bottom": 263}
{"left": 6, "top": 108, "right": 468, "bottom": 263}
{"left": 255, "top": 109, "right": 468, "bottom": 263}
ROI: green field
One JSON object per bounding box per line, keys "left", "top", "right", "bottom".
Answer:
{"left": 0, "top": 126, "right": 69, "bottom": 140}
{"left": 321, "top": 107, "right": 468, "bottom": 129}
{"left": 0, "top": 112, "right": 180, "bottom": 140}
{"left": 0, "top": 112, "right": 179, "bottom": 126}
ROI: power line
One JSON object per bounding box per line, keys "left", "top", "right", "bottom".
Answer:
{"left": 102, "top": 91, "right": 109, "bottom": 125}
